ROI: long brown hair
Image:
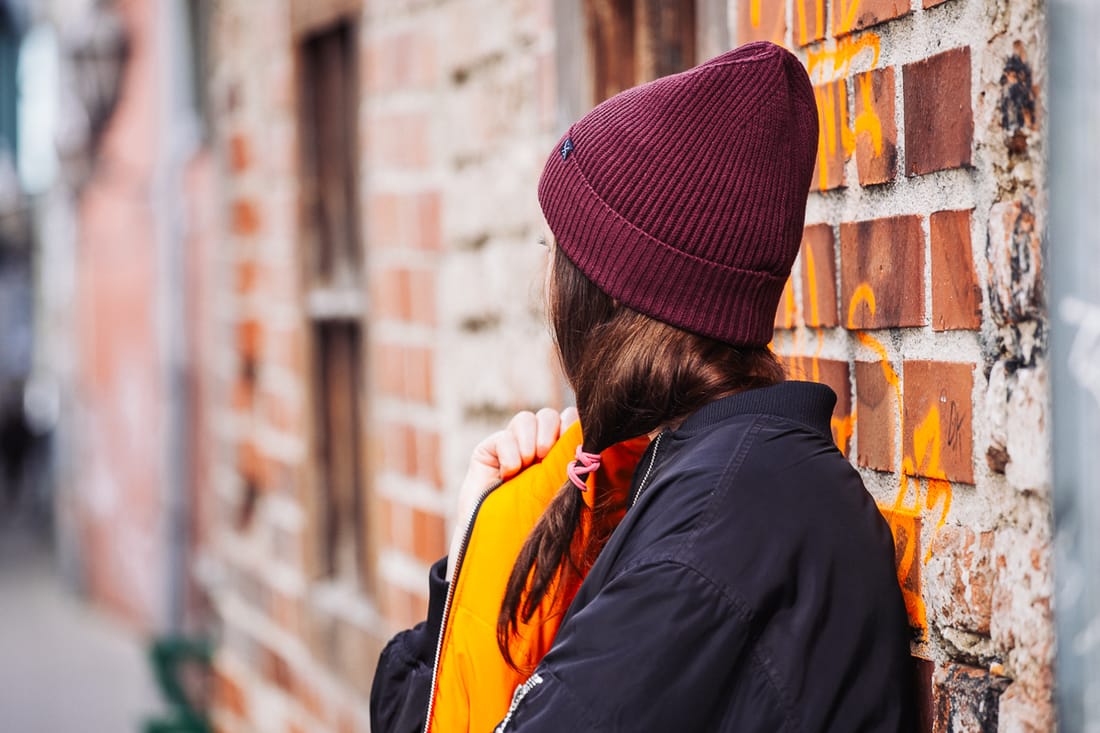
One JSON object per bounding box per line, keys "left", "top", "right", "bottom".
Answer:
{"left": 496, "top": 244, "right": 786, "bottom": 670}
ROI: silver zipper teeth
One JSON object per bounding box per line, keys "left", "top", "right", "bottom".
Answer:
{"left": 422, "top": 481, "right": 502, "bottom": 733}
{"left": 494, "top": 673, "right": 545, "bottom": 733}
{"left": 630, "top": 432, "right": 664, "bottom": 508}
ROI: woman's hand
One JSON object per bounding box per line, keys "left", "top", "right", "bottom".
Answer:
{"left": 447, "top": 406, "right": 578, "bottom": 580}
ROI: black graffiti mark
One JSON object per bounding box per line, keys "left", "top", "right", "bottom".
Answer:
{"left": 945, "top": 397, "right": 965, "bottom": 453}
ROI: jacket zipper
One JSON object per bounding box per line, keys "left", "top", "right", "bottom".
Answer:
{"left": 422, "top": 480, "right": 502, "bottom": 733}
{"left": 494, "top": 673, "right": 545, "bottom": 733}
{"left": 630, "top": 432, "right": 664, "bottom": 508}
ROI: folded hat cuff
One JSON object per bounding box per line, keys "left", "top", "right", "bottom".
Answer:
{"left": 538, "top": 134, "right": 789, "bottom": 347}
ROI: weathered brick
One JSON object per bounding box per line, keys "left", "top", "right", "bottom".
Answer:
{"left": 812, "top": 80, "right": 848, "bottom": 191}
{"left": 236, "top": 258, "right": 260, "bottom": 296}
{"left": 374, "top": 342, "right": 434, "bottom": 403}
{"left": 855, "top": 360, "right": 895, "bottom": 471}
{"left": 931, "top": 663, "right": 1009, "bottom": 733}
{"left": 229, "top": 133, "right": 251, "bottom": 172}
{"left": 930, "top": 209, "right": 981, "bottom": 330}
{"left": 238, "top": 439, "right": 270, "bottom": 489}
{"left": 923, "top": 0, "right": 954, "bottom": 7}
{"left": 987, "top": 199, "right": 1042, "bottom": 325}
{"left": 813, "top": 358, "right": 853, "bottom": 454}
{"left": 999, "top": 43, "right": 1038, "bottom": 155}
{"left": 231, "top": 198, "right": 262, "bottom": 236}
{"left": 414, "top": 191, "right": 442, "bottom": 251}
{"left": 371, "top": 266, "right": 411, "bottom": 321}
{"left": 833, "top": 0, "right": 910, "bottom": 36}
{"left": 902, "top": 360, "right": 974, "bottom": 484}
{"left": 774, "top": 275, "right": 798, "bottom": 330}
{"left": 368, "top": 112, "right": 431, "bottom": 170}
{"left": 904, "top": 47, "right": 973, "bottom": 176}
{"left": 412, "top": 507, "right": 447, "bottom": 564}
{"left": 412, "top": 427, "right": 444, "bottom": 488}
{"left": 794, "top": 0, "right": 827, "bottom": 46}
{"left": 926, "top": 526, "right": 994, "bottom": 634}
{"left": 213, "top": 665, "right": 248, "bottom": 718}
{"left": 799, "top": 224, "right": 838, "bottom": 327}
{"left": 840, "top": 216, "right": 925, "bottom": 329}
{"left": 737, "top": 0, "right": 786, "bottom": 46}
{"left": 880, "top": 508, "right": 926, "bottom": 634}
{"left": 853, "top": 67, "right": 897, "bottom": 186}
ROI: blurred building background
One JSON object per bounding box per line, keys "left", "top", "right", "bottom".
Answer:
{"left": 4, "top": 0, "right": 1096, "bottom": 731}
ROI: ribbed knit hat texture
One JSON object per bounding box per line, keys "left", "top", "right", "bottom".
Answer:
{"left": 538, "top": 41, "right": 819, "bottom": 346}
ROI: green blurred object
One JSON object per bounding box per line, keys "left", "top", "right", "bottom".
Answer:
{"left": 142, "top": 636, "right": 213, "bottom": 733}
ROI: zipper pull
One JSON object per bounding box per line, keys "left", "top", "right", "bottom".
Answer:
{"left": 495, "top": 673, "right": 544, "bottom": 732}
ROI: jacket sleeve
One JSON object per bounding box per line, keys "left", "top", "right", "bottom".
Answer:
{"left": 495, "top": 559, "right": 792, "bottom": 733}
{"left": 369, "top": 556, "right": 449, "bottom": 733}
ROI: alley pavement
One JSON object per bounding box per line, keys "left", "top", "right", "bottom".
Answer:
{"left": 0, "top": 516, "right": 161, "bottom": 733}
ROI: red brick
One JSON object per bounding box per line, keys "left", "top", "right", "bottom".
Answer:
{"left": 228, "top": 133, "right": 251, "bottom": 172}
{"left": 987, "top": 199, "right": 1042, "bottom": 325}
{"left": 904, "top": 47, "right": 973, "bottom": 176}
{"left": 879, "top": 508, "right": 926, "bottom": 633}
{"left": 412, "top": 427, "right": 444, "bottom": 488}
{"left": 238, "top": 440, "right": 273, "bottom": 491}
{"left": 236, "top": 258, "right": 260, "bottom": 295}
{"left": 403, "top": 345, "right": 435, "bottom": 404}
{"left": 923, "top": 0, "right": 953, "bottom": 7}
{"left": 840, "top": 216, "right": 925, "bottom": 329}
{"left": 231, "top": 198, "right": 261, "bottom": 236}
{"left": 411, "top": 508, "right": 447, "bottom": 564}
{"left": 926, "top": 526, "right": 994, "bottom": 634}
{"left": 408, "top": 268, "right": 437, "bottom": 325}
{"left": 213, "top": 666, "right": 248, "bottom": 718}
{"left": 774, "top": 275, "right": 798, "bottom": 330}
{"left": 368, "top": 112, "right": 431, "bottom": 170}
{"left": 371, "top": 266, "right": 411, "bottom": 321}
{"left": 811, "top": 359, "right": 853, "bottom": 455}
{"left": 414, "top": 192, "right": 442, "bottom": 251}
{"left": 260, "top": 645, "right": 293, "bottom": 692}
{"left": 799, "top": 224, "right": 838, "bottom": 327}
{"left": 373, "top": 342, "right": 406, "bottom": 398}
{"left": 236, "top": 319, "right": 263, "bottom": 362}
{"left": 853, "top": 67, "right": 897, "bottom": 185}
{"left": 930, "top": 209, "right": 981, "bottom": 330}
{"left": 812, "top": 80, "right": 848, "bottom": 191}
{"left": 260, "top": 388, "right": 300, "bottom": 434}
{"left": 931, "top": 663, "right": 1009, "bottom": 733}
{"left": 855, "top": 360, "right": 896, "bottom": 471}
{"left": 832, "top": 0, "right": 910, "bottom": 36}
{"left": 367, "top": 192, "right": 400, "bottom": 246}
{"left": 380, "top": 422, "right": 415, "bottom": 475}
{"left": 232, "top": 376, "right": 254, "bottom": 412}
{"left": 903, "top": 361, "right": 974, "bottom": 484}
{"left": 737, "top": 0, "right": 786, "bottom": 45}
{"left": 794, "top": 0, "right": 827, "bottom": 46}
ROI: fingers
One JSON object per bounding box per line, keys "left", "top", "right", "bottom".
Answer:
{"left": 508, "top": 411, "right": 539, "bottom": 467}
{"left": 469, "top": 407, "right": 579, "bottom": 483}
{"left": 560, "top": 406, "right": 579, "bottom": 431}
{"left": 535, "top": 407, "right": 561, "bottom": 459}
{"left": 493, "top": 428, "right": 524, "bottom": 479}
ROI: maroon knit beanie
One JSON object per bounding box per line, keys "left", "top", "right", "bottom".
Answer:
{"left": 538, "top": 41, "right": 819, "bottom": 346}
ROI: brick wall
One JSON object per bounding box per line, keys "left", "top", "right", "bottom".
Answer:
{"left": 202, "top": 1, "right": 1053, "bottom": 731}
{"left": 204, "top": 2, "right": 560, "bottom": 731}
{"left": 753, "top": 0, "right": 1052, "bottom": 729}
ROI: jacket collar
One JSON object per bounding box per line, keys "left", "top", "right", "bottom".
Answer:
{"left": 676, "top": 381, "right": 837, "bottom": 439}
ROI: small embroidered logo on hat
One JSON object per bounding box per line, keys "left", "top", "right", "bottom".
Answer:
{"left": 560, "top": 138, "right": 574, "bottom": 160}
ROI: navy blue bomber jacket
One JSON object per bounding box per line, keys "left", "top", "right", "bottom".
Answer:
{"left": 370, "top": 382, "right": 918, "bottom": 732}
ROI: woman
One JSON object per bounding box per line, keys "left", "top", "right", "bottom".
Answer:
{"left": 371, "top": 41, "right": 916, "bottom": 732}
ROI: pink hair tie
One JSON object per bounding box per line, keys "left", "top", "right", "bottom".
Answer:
{"left": 567, "top": 446, "right": 601, "bottom": 491}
